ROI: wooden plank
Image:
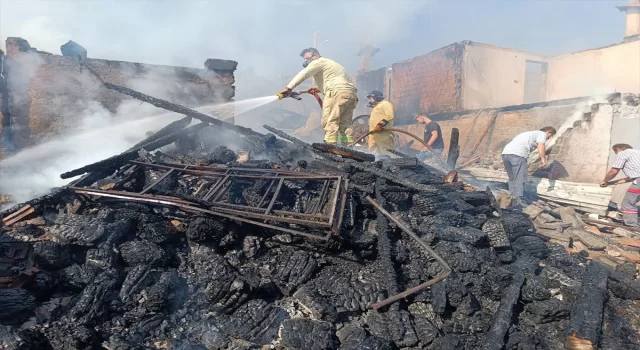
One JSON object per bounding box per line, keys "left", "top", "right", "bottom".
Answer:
{"left": 2, "top": 205, "right": 33, "bottom": 223}
{"left": 608, "top": 246, "right": 640, "bottom": 263}
{"left": 567, "top": 228, "right": 606, "bottom": 251}
{"left": 3, "top": 207, "right": 36, "bottom": 226}
{"left": 536, "top": 228, "right": 571, "bottom": 242}
{"left": 616, "top": 238, "right": 640, "bottom": 249}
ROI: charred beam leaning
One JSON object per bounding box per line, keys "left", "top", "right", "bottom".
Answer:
{"left": 60, "top": 123, "right": 208, "bottom": 179}
{"left": 447, "top": 128, "right": 460, "bottom": 169}
{"left": 102, "top": 82, "right": 262, "bottom": 138}
{"left": 127, "top": 116, "right": 193, "bottom": 151}
{"left": 311, "top": 143, "right": 375, "bottom": 162}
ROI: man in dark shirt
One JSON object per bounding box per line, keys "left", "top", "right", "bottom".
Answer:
{"left": 414, "top": 114, "right": 444, "bottom": 162}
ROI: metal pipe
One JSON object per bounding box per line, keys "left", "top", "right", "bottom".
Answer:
{"left": 364, "top": 196, "right": 451, "bottom": 310}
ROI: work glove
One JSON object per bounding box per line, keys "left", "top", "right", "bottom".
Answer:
{"left": 276, "top": 88, "right": 292, "bottom": 100}
{"left": 373, "top": 120, "right": 388, "bottom": 132}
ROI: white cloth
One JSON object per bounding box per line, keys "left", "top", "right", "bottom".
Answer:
{"left": 501, "top": 130, "right": 546, "bottom": 158}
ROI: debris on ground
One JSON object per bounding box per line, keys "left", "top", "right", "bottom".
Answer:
{"left": 0, "top": 88, "right": 638, "bottom": 350}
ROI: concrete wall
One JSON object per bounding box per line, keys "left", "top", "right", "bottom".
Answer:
{"left": 546, "top": 40, "right": 640, "bottom": 101}
{"left": 462, "top": 42, "right": 549, "bottom": 110}
{"left": 390, "top": 43, "right": 464, "bottom": 124}
{"left": 0, "top": 37, "right": 236, "bottom": 152}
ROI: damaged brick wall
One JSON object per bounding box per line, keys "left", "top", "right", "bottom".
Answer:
{"left": 390, "top": 42, "right": 464, "bottom": 124}
{"left": 0, "top": 37, "right": 237, "bottom": 152}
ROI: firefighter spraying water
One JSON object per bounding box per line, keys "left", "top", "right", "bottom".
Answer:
{"left": 276, "top": 48, "right": 358, "bottom": 145}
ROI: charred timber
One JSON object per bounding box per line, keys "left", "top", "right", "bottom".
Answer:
{"left": 349, "top": 162, "right": 441, "bottom": 194}
{"left": 366, "top": 196, "right": 452, "bottom": 310}
{"left": 483, "top": 256, "right": 536, "bottom": 350}
{"left": 374, "top": 180, "right": 400, "bottom": 311}
{"left": 102, "top": 82, "right": 262, "bottom": 138}
{"left": 263, "top": 125, "right": 315, "bottom": 152}
{"left": 60, "top": 123, "right": 207, "bottom": 179}
{"left": 311, "top": 143, "right": 375, "bottom": 162}
{"left": 447, "top": 128, "right": 460, "bottom": 169}
{"left": 565, "top": 261, "right": 609, "bottom": 349}
{"left": 127, "top": 116, "right": 192, "bottom": 151}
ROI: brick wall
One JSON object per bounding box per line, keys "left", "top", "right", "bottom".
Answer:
{"left": 1, "top": 37, "right": 236, "bottom": 152}
{"left": 390, "top": 42, "right": 464, "bottom": 125}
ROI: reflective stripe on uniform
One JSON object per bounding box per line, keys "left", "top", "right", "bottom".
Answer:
{"left": 628, "top": 187, "right": 640, "bottom": 194}
{"left": 325, "top": 135, "right": 338, "bottom": 143}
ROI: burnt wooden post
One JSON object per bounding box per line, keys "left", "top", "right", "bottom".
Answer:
{"left": 446, "top": 128, "right": 460, "bottom": 169}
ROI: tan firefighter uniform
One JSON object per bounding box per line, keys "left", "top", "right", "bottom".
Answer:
{"left": 368, "top": 100, "right": 395, "bottom": 154}
{"left": 287, "top": 57, "right": 357, "bottom": 144}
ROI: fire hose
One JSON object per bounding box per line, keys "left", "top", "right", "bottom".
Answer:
{"left": 276, "top": 91, "right": 449, "bottom": 169}
{"left": 276, "top": 89, "right": 323, "bottom": 108}
{"left": 350, "top": 127, "right": 449, "bottom": 168}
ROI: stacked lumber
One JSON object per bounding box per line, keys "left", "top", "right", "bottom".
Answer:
{"left": 523, "top": 200, "right": 640, "bottom": 270}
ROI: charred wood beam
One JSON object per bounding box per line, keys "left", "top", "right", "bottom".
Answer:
{"left": 127, "top": 116, "right": 192, "bottom": 151}
{"left": 263, "top": 125, "right": 314, "bottom": 151}
{"left": 312, "top": 143, "right": 375, "bottom": 162}
{"left": 483, "top": 256, "right": 534, "bottom": 350}
{"left": 102, "top": 82, "right": 262, "bottom": 138}
{"left": 374, "top": 179, "right": 400, "bottom": 311}
{"left": 80, "top": 63, "right": 257, "bottom": 138}
{"left": 366, "top": 196, "right": 452, "bottom": 310}
{"left": 447, "top": 128, "right": 460, "bottom": 169}
{"left": 60, "top": 123, "right": 207, "bottom": 179}
{"left": 349, "top": 162, "right": 441, "bottom": 194}
{"left": 565, "top": 261, "right": 609, "bottom": 349}
{"left": 386, "top": 148, "right": 411, "bottom": 158}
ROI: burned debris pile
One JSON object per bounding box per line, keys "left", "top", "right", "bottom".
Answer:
{"left": 0, "top": 114, "right": 639, "bottom": 349}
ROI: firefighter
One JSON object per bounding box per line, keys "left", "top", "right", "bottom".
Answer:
{"left": 278, "top": 48, "right": 358, "bottom": 145}
{"left": 367, "top": 90, "right": 395, "bottom": 155}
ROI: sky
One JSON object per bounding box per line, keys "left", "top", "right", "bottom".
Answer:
{"left": 0, "top": 0, "right": 627, "bottom": 78}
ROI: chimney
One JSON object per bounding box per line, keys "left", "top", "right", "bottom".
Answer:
{"left": 617, "top": 0, "right": 640, "bottom": 39}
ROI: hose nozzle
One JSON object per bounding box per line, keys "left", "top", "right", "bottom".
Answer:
{"left": 276, "top": 91, "right": 302, "bottom": 101}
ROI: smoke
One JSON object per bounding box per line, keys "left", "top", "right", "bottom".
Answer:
{"left": 528, "top": 94, "right": 615, "bottom": 164}
{"left": 0, "top": 0, "right": 436, "bottom": 76}
{"left": 0, "top": 101, "right": 183, "bottom": 204}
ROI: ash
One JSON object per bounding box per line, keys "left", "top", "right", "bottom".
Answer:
{"left": 0, "top": 122, "right": 638, "bottom": 350}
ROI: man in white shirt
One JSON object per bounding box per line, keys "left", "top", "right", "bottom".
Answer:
{"left": 599, "top": 143, "right": 640, "bottom": 227}
{"left": 501, "top": 126, "right": 557, "bottom": 204}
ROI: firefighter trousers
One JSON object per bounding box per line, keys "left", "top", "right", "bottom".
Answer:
{"left": 321, "top": 90, "right": 357, "bottom": 144}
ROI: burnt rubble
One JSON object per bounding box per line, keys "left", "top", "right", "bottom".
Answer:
{"left": 0, "top": 98, "right": 639, "bottom": 349}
